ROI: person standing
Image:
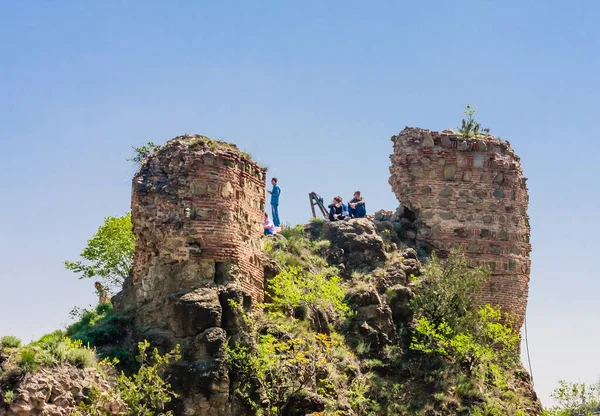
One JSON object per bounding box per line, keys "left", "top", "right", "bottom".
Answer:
{"left": 268, "top": 177, "right": 281, "bottom": 227}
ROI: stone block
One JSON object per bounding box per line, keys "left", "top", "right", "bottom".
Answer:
{"left": 439, "top": 187, "right": 453, "bottom": 197}
{"left": 443, "top": 164, "right": 457, "bottom": 180}
{"left": 440, "top": 211, "right": 455, "bottom": 220}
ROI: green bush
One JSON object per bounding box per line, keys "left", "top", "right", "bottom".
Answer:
{"left": 17, "top": 348, "right": 38, "bottom": 372}
{"left": 66, "top": 303, "right": 132, "bottom": 365}
{"left": 0, "top": 336, "right": 21, "bottom": 349}
{"left": 266, "top": 266, "right": 349, "bottom": 323}
{"left": 2, "top": 390, "right": 15, "bottom": 404}
{"left": 398, "top": 251, "right": 525, "bottom": 414}
{"left": 66, "top": 346, "right": 97, "bottom": 369}
{"left": 226, "top": 311, "right": 358, "bottom": 415}
{"left": 410, "top": 250, "right": 489, "bottom": 331}
{"left": 2, "top": 330, "right": 98, "bottom": 375}
{"left": 544, "top": 379, "right": 600, "bottom": 416}
{"left": 74, "top": 341, "right": 181, "bottom": 416}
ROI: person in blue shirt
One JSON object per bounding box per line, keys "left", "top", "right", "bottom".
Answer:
{"left": 348, "top": 191, "right": 367, "bottom": 218}
{"left": 267, "top": 177, "right": 281, "bottom": 227}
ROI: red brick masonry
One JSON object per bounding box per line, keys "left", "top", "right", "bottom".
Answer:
{"left": 131, "top": 136, "right": 267, "bottom": 302}
{"left": 389, "top": 128, "right": 531, "bottom": 329}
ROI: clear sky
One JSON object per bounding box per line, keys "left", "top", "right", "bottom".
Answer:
{"left": 1, "top": 0, "right": 598, "bottom": 406}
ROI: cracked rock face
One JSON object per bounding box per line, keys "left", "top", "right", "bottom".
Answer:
{"left": 389, "top": 127, "right": 531, "bottom": 329}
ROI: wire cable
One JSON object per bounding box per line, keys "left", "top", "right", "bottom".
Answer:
{"left": 524, "top": 313, "right": 534, "bottom": 385}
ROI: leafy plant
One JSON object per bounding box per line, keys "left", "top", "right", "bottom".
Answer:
{"left": 458, "top": 105, "right": 490, "bottom": 138}
{"left": 410, "top": 250, "right": 489, "bottom": 331}
{"left": 2, "top": 390, "right": 15, "bottom": 404}
{"left": 74, "top": 341, "right": 181, "bottom": 416}
{"left": 64, "top": 213, "right": 134, "bottom": 292}
{"left": 266, "top": 266, "right": 349, "bottom": 324}
{"left": 0, "top": 336, "right": 21, "bottom": 349}
{"left": 66, "top": 303, "right": 134, "bottom": 369}
{"left": 226, "top": 312, "right": 356, "bottom": 415}
{"left": 544, "top": 379, "right": 600, "bottom": 416}
{"left": 127, "top": 142, "right": 160, "bottom": 165}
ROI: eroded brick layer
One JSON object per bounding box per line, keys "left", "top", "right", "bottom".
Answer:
{"left": 131, "top": 135, "right": 267, "bottom": 302}
{"left": 389, "top": 127, "right": 531, "bottom": 329}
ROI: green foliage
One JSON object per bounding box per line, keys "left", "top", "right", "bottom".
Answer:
{"left": 17, "top": 348, "right": 38, "bottom": 372}
{"left": 0, "top": 336, "right": 21, "bottom": 349}
{"left": 66, "top": 346, "right": 98, "bottom": 369}
{"left": 127, "top": 141, "right": 160, "bottom": 165}
{"left": 265, "top": 223, "right": 333, "bottom": 273}
{"left": 66, "top": 303, "right": 133, "bottom": 368}
{"left": 399, "top": 252, "right": 526, "bottom": 414}
{"left": 457, "top": 104, "right": 490, "bottom": 138}
{"left": 64, "top": 213, "right": 134, "bottom": 291}
{"left": 2, "top": 389, "right": 14, "bottom": 404}
{"left": 410, "top": 304, "right": 520, "bottom": 389}
{"left": 544, "top": 379, "right": 600, "bottom": 416}
{"left": 0, "top": 331, "right": 98, "bottom": 374}
{"left": 74, "top": 341, "right": 181, "bottom": 416}
{"left": 266, "top": 266, "right": 349, "bottom": 322}
{"left": 410, "top": 250, "right": 489, "bottom": 331}
{"left": 226, "top": 310, "right": 358, "bottom": 415}
{"left": 115, "top": 341, "right": 181, "bottom": 415}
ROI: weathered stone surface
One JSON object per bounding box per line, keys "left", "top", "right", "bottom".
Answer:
{"left": 0, "top": 365, "right": 118, "bottom": 416}
{"left": 167, "top": 288, "right": 222, "bottom": 338}
{"left": 324, "top": 218, "right": 387, "bottom": 268}
{"left": 347, "top": 287, "right": 398, "bottom": 354}
{"left": 389, "top": 127, "right": 531, "bottom": 330}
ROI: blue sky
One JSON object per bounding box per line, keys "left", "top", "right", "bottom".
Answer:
{"left": 1, "top": 0, "right": 598, "bottom": 406}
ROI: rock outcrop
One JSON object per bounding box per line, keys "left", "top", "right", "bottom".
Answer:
{"left": 0, "top": 365, "right": 116, "bottom": 416}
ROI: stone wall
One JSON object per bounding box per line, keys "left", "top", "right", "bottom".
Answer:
{"left": 131, "top": 135, "right": 266, "bottom": 303}
{"left": 389, "top": 127, "right": 531, "bottom": 329}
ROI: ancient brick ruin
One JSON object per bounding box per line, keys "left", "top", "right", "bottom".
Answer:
{"left": 389, "top": 127, "right": 531, "bottom": 329}
{"left": 112, "top": 135, "right": 268, "bottom": 414}
{"left": 131, "top": 135, "right": 267, "bottom": 303}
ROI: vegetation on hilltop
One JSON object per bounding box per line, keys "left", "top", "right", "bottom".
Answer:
{"left": 225, "top": 222, "right": 538, "bottom": 415}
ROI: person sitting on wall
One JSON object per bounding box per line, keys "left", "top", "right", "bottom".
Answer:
{"left": 264, "top": 212, "right": 277, "bottom": 236}
{"left": 348, "top": 191, "right": 367, "bottom": 218}
{"left": 328, "top": 196, "right": 347, "bottom": 222}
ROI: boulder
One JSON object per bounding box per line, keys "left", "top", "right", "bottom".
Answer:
{"left": 325, "top": 218, "right": 387, "bottom": 269}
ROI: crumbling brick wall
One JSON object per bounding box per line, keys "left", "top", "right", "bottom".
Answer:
{"left": 389, "top": 127, "right": 531, "bottom": 329}
{"left": 131, "top": 135, "right": 267, "bottom": 302}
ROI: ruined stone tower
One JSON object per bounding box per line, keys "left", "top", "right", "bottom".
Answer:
{"left": 113, "top": 135, "right": 267, "bottom": 414}
{"left": 131, "top": 135, "right": 267, "bottom": 303}
{"left": 389, "top": 127, "right": 531, "bottom": 329}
